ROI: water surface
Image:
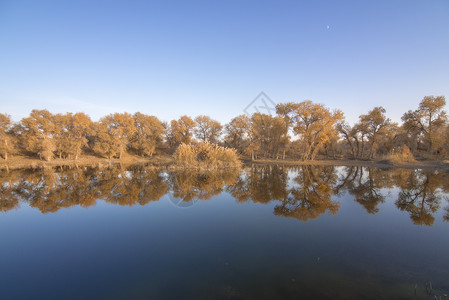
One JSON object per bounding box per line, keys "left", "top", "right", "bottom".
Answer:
{"left": 1, "top": 165, "right": 449, "bottom": 299}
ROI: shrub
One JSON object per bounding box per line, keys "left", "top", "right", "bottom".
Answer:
{"left": 174, "top": 142, "right": 242, "bottom": 169}
{"left": 382, "top": 145, "right": 416, "bottom": 164}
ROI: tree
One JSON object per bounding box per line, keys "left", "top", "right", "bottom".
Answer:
{"left": 194, "top": 115, "right": 222, "bottom": 143}
{"left": 337, "top": 108, "right": 392, "bottom": 160}
{"left": 166, "top": 115, "right": 195, "bottom": 150}
{"left": 336, "top": 121, "right": 359, "bottom": 159}
{"left": 130, "top": 113, "right": 164, "bottom": 157}
{"left": 20, "top": 109, "right": 56, "bottom": 161}
{"left": 224, "top": 114, "right": 251, "bottom": 153}
{"left": 402, "top": 96, "right": 447, "bottom": 154}
{"left": 249, "top": 113, "right": 289, "bottom": 159}
{"left": 276, "top": 101, "right": 343, "bottom": 160}
{"left": 93, "top": 113, "right": 136, "bottom": 159}
{"left": 0, "top": 113, "right": 13, "bottom": 160}
{"left": 64, "top": 112, "right": 92, "bottom": 159}
{"left": 359, "top": 107, "right": 391, "bottom": 159}
{"left": 52, "top": 112, "right": 92, "bottom": 159}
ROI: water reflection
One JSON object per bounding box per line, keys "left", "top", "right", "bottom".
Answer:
{"left": 1, "top": 164, "right": 449, "bottom": 226}
{"left": 168, "top": 168, "right": 240, "bottom": 202}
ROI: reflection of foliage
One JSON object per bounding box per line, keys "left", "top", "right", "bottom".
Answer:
{"left": 443, "top": 200, "right": 449, "bottom": 222}
{"left": 14, "top": 168, "right": 61, "bottom": 213}
{"left": 334, "top": 167, "right": 418, "bottom": 215}
{"left": 227, "top": 165, "right": 289, "bottom": 204}
{"left": 274, "top": 166, "right": 340, "bottom": 222}
{"left": 10, "top": 167, "right": 101, "bottom": 213}
{"left": 168, "top": 168, "right": 240, "bottom": 202}
{"left": 342, "top": 167, "right": 386, "bottom": 214}
{"left": 95, "top": 166, "right": 168, "bottom": 206}
{"left": 0, "top": 170, "right": 20, "bottom": 212}
{"left": 2, "top": 164, "right": 449, "bottom": 227}
{"left": 0, "top": 166, "right": 168, "bottom": 213}
{"left": 395, "top": 170, "right": 444, "bottom": 226}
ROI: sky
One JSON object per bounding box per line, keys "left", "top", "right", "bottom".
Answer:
{"left": 1, "top": 0, "right": 448, "bottom": 125}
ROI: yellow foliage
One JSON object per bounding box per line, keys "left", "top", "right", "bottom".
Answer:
{"left": 383, "top": 145, "right": 416, "bottom": 164}
{"left": 174, "top": 141, "right": 242, "bottom": 169}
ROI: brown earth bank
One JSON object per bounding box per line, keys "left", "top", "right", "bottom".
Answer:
{"left": 1, "top": 154, "right": 449, "bottom": 172}
{"left": 244, "top": 157, "right": 449, "bottom": 172}
{"left": 0, "top": 154, "right": 174, "bottom": 170}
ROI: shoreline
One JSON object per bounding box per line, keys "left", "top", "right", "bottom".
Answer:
{"left": 244, "top": 158, "right": 449, "bottom": 172}
{"left": 0, "top": 155, "right": 174, "bottom": 170}
{"left": 1, "top": 155, "right": 448, "bottom": 172}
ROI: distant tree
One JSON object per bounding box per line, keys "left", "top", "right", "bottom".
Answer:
{"left": 53, "top": 113, "right": 91, "bottom": 159}
{"left": 402, "top": 96, "right": 447, "bottom": 154}
{"left": 444, "top": 125, "right": 449, "bottom": 157}
{"left": 53, "top": 113, "right": 66, "bottom": 159}
{"left": 194, "top": 115, "right": 222, "bottom": 143}
{"left": 336, "top": 121, "right": 359, "bottom": 159}
{"left": 376, "top": 122, "right": 400, "bottom": 157}
{"left": 276, "top": 101, "right": 343, "bottom": 160}
{"left": 0, "top": 113, "right": 13, "bottom": 160}
{"left": 337, "top": 108, "right": 392, "bottom": 160}
{"left": 249, "top": 113, "right": 289, "bottom": 159}
{"left": 166, "top": 115, "right": 195, "bottom": 150}
{"left": 224, "top": 115, "right": 251, "bottom": 153}
{"left": 20, "top": 109, "right": 56, "bottom": 161}
{"left": 63, "top": 113, "right": 92, "bottom": 159}
{"left": 359, "top": 107, "right": 391, "bottom": 159}
{"left": 93, "top": 113, "right": 136, "bottom": 159}
{"left": 130, "top": 112, "right": 164, "bottom": 157}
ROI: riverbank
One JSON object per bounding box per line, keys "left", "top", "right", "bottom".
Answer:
{"left": 245, "top": 158, "right": 449, "bottom": 172}
{"left": 1, "top": 154, "right": 449, "bottom": 172}
{"left": 0, "top": 154, "right": 174, "bottom": 170}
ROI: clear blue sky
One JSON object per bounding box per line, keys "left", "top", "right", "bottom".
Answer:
{"left": 1, "top": 0, "right": 448, "bottom": 125}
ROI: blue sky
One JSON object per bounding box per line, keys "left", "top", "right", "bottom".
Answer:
{"left": 1, "top": 0, "right": 448, "bottom": 125}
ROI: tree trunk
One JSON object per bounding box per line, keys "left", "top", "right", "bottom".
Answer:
{"left": 368, "top": 142, "right": 374, "bottom": 160}
{"left": 361, "top": 138, "right": 365, "bottom": 159}
{"left": 311, "top": 142, "right": 322, "bottom": 160}
{"left": 4, "top": 138, "right": 8, "bottom": 160}
{"left": 303, "top": 143, "right": 313, "bottom": 161}
{"left": 354, "top": 138, "right": 360, "bottom": 159}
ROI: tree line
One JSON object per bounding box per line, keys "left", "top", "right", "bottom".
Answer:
{"left": 0, "top": 95, "right": 447, "bottom": 161}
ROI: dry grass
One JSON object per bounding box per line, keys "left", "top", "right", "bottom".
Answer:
{"left": 173, "top": 142, "right": 242, "bottom": 169}
{"left": 0, "top": 153, "right": 174, "bottom": 170}
{"left": 380, "top": 145, "right": 416, "bottom": 165}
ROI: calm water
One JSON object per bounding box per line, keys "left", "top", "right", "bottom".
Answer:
{"left": 1, "top": 165, "right": 449, "bottom": 299}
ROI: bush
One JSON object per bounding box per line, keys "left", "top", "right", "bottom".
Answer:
{"left": 382, "top": 145, "right": 416, "bottom": 164}
{"left": 174, "top": 142, "right": 242, "bottom": 169}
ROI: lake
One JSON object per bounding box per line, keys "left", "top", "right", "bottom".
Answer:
{"left": 1, "top": 164, "right": 449, "bottom": 299}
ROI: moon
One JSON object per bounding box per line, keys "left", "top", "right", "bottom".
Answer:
{"left": 326, "top": 25, "right": 330, "bottom": 30}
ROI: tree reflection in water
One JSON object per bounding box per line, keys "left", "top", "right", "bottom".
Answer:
{"left": 273, "top": 166, "right": 340, "bottom": 222}
{"left": 1, "top": 164, "right": 449, "bottom": 226}
{"left": 168, "top": 168, "right": 240, "bottom": 202}
{"left": 395, "top": 170, "right": 445, "bottom": 226}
